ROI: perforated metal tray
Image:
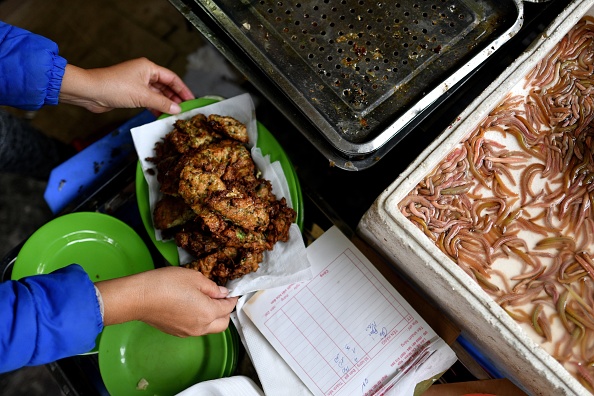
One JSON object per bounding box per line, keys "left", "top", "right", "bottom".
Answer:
{"left": 175, "top": 0, "right": 527, "bottom": 169}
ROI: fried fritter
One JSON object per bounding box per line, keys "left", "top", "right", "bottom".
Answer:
{"left": 185, "top": 247, "right": 239, "bottom": 284}
{"left": 205, "top": 183, "right": 270, "bottom": 232}
{"left": 149, "top": 115, "right": 218, "bottom": 193}
{"left": 266, "top": 197, "right": 296, "bottom": 244}
{"left": 195, "top": 208, "right": 272, "bottom": 251}
{"left": 181, "top": 140, "right": 255, "bottom": 180}
{"left": 169, "top": 114, "right": 221, "bottom": 153}
{"left": 185, "top": 248, "right": 263, "bottom": 285}
{"left": 153, "top": 155, "right": 184, "bottom": 196}
{"left": 148, "top": 112, "right": 296, "bottom": 285}
{"left": 208, "top": 114, "right": 249, "bottom": 143}
{"left": 153, "top": 195, "right": 195, "bottom": 230}
{"left": 179, "top": 168, "right": 226, "bottom": 205}
{"left": 174, "top": 222, "right": 220, "bottom": 257}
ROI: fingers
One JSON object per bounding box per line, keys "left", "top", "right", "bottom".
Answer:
{"left": 146, "top": 61, "right": 194, "bottom": 114}
{"left": 142, "top": 91, "right": 182, "bottom": 115}
{"left": 142, "top": 82, "right": 186, "bottom": 115}
{"left": 98, "top": 265, "right": 239, "bottom": 338}
{"left": 149, "top": 64, "right": 195, "bottom": 102}
{"left": 146, "top": 63, "right": 194, "bottom": 115}
{"left": 169, "top": 294, "right": 236, "bottom": 337}
{"left": 202, "top": 298, "right": 238, "bottom": 335}
{"left": 60, "top": 58, "right": 195, "bottom": 115}
{"left": 146, "top": 84, "right": 180, "bottom": 117}
{"left": 186, "top": 268, "right": 232, "bottom": 299}
{"left": 208, "top": 315, "right": 233, "bottom": 334}
{"left": 209, "top": 298, "right": 237, "bottom": 320}
{"left": 152, "top": 83, "right": 183, "bottom": 102}
{"left": 216, "top": 295, "right": 239, "bottom": 309}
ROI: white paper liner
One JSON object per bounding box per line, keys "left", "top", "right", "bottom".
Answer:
{"left": 131, "top": 94, "right": 311, "bottom": 297}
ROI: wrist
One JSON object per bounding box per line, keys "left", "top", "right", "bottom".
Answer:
{"left": 95, "top": 274, "right": 146, "bottom": 326}
{"left": 59, "top": 65, "right": 87, "bottom": 102}
{"left": 59, "top": 64, "right": 106, "bottom": 111}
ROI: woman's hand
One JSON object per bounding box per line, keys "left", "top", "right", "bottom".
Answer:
{"left": 59, "top": 58, "right": 195, "bottom": 116}
{"left": 95, "top": 266, "right": 238, "bottom": 337}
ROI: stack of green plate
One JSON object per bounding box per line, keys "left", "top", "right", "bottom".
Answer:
{"left": 98, "top": 321, "right": 239, "bottom": 395}
{"left": 11, "top": 211, "right": 239, "bottom": 395}
{"left": 12, "top": 212, "right": 155, "bottom": 354}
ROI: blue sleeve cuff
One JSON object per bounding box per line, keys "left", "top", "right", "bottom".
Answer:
{"left": 44, "top": 54, "right": 67, "bottom": 106}
{"left": 23, "top": 264, "right": 104, "bottom": 365}
{"left": 0, "top": 264, "right": 104, "bottom": 372}
{"left": 0, "top": 22, "right": 67, "bottom": 110}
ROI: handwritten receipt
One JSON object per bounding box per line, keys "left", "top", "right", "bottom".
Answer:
{"left": 243, "top": 226, "right": 455, "bottom": 396}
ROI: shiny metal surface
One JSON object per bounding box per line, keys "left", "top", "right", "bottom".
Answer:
{"left": 173, "top": 0, "right": 525, "bottom": 169}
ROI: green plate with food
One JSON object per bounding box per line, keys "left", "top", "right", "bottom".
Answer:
{"left": 135, "top": 97, "right": 303, "bottom": 266}
{"left": 12, "top": 212, "right": 155, "bottom": 353}
{"left": 98, "top": 320, "right": 239, "bottom": 396}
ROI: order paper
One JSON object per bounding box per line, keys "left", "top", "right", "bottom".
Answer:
{"left": 242, "top": 226, "right": 457, "bottom": 396}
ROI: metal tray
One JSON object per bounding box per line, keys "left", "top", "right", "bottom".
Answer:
{"left": 172, "top": 0, "right": 528, "bottom": 169}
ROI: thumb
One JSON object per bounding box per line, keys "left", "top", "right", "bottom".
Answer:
{"left": 144, "top": 92, "right": 182, "bottom": 115}
{"left": 199, "top": 278, "right": 231, "bottom": 299}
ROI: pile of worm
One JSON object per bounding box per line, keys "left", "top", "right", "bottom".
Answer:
{"left": 399, "top": 16, "right": 594, "bottom": 391}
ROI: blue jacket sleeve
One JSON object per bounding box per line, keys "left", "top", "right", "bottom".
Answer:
{"left": 0, "top": 21, "right": 67, "bottom": 110}
{"left": 0, "top": 264, "right": 104, "bottom": 373}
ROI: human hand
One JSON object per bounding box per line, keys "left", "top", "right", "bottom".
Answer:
{"left": 95, "top": 266, "right": 238, "bottom": 337}
{"left": 59, "top": 58, "right": 195, "bottom": 116}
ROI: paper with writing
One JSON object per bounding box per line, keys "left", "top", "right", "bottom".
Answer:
{"left": 242, "top": 226, "right": 456, "bottom": 396}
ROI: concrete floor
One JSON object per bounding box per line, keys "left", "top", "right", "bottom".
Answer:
{"left": 0, "top": 173, "right": 62, "bottom": 395}
{"left": 0, "top": 174, "right": 52, "bottom": 259}
{"left": 0, "top": 0, "right": 211, "bottom": 393}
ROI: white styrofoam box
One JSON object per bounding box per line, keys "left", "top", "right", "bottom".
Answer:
{"left": 358, "top": 1, "right": 594, "bottom": 395}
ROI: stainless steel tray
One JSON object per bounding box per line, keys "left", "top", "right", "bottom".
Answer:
{"left": 174, "top": 0, "right": 529, "bottom": 169}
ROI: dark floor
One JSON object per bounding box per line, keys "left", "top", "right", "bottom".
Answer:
{"left": 0, "top": 174, "right": 63, "bottom": 395}
{"left": 0, "top": 365, "right": 64, "bottom": 396}
{"left": 0, "top": 174, "right": 51, "bottom": 259}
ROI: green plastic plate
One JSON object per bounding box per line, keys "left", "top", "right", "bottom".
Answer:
{"left": 12, "top": 212, "right": 154, "bottom": 353}
{"left": 98, "top": 320, "right": 237, "bottom": 396}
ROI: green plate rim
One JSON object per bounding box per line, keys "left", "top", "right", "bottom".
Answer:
{"left": 223, "top": 322, "right": 240, "bottom": 377}
{"left": 136, "top": 97, "right": 304, "bottom": 266}
{"left": 12, "top": 211, "right": 154, "bottom": 280}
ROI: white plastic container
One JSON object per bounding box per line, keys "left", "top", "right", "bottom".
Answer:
{"left": 358, "top": 1, "right": 594, "bottom": 395}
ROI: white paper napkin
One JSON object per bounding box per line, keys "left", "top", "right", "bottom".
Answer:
{"left": 130, "top": 94, "right": 312, "bottom": 297}
{"left": 176, "top": 375, "right": 264, "bottom": 396}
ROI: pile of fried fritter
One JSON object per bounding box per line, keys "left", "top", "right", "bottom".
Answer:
{"left": 148, "top": 113, "right": 296, "bottom": 285}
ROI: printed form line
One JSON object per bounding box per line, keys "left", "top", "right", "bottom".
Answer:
{"left": 264, "top": 249, "right": 414, "bottom": 394}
